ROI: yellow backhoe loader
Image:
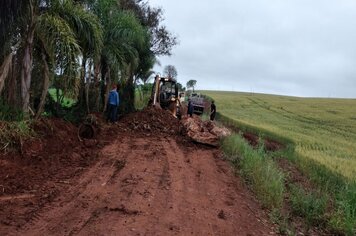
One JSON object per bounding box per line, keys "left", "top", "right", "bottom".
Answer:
{"left": 149, "top": 75, "right": 181, "bottom": 119}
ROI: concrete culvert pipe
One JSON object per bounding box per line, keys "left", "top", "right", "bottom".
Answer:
{"left": 78, "top": 124, "right": 96, "bottom": 139}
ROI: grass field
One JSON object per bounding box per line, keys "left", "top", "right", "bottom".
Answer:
{"left": 204, "top": 91, "right": 356, "bottom": 180}
{"left": 48, "top": 88, "right": 76, "bottom": 108}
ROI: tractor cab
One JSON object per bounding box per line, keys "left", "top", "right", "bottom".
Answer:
{"left": 150, "top": 75, "right": 181, "bottom": 118}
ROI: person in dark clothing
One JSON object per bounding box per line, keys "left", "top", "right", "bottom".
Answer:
{"left": 210, "top": 100, "right": 216, "bottom": 121}
{"left": 187, "top": 99, "right": 193, "bottom": 117}
{"left": 107, "top": 84, "right": 120, "bottom": 123}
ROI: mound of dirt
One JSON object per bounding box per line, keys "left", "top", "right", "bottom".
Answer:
{"left": 180, "top": 116, "right": 231, "bottom": 146}
{"left": 118, "top": 107, "right": 231, "bottom": 147}
{"left": 120, "top": 106, "right": 180, "bottom": 135}
{"left": 0, "top": 118, "right": 99, "bottom": 197}
{"left": 0, "top": 117, "right": 105, "bottom": 232}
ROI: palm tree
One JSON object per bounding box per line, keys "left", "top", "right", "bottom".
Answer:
{"left": 36, "top": 1, "right": 102, "bottom": 117}
{"left": 0, "top": 0, "right": 103, "bottom": 116}
{"left": 86, "top": 0, "right": 149, "bottom": 113}
{"left": 0, "top": 0, "right": 26, "bottom": 53}
{"left": 0, "top": 0, "right": 26, "bottom": 103}
{"left": 1, "top": 0, "right": 160, "bottom": 118}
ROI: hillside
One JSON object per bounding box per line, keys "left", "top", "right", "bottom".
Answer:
{"left": 204, "top": 91, "right": 356, "bottom": 180}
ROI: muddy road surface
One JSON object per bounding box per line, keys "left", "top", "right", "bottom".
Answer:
{"left": 1, "top": 110, "right": 275, "bottom": 235}
{"left": 14, "top": 137, "right": 272, "bottom": 235}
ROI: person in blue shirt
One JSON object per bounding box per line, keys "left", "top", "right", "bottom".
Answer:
{"left": 107, "top": 84, "right": 119, "bottom": 123}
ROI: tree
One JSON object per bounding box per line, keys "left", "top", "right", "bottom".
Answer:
{"left": 74, "top": 0, "right": 151, "bottom": 114}
{"left": 163, "top": 65, "right": 177, "bottom": 79}
{"left": 119, "top": 0, "right": 178, "bottom": 56}
{"left": 35, "top": 0, "right": 103, "bottom": 117}
{"left": 0, "top": 0, "right": 176, "bottom": 120}
{"left": 176, "top": 82, "right": 185, "bottom": 91}
{"left": 186, "top": 80, "right": 197, "bottom": 92}
{"left": 0, "top": 0, "right": 103, "bottom": 115}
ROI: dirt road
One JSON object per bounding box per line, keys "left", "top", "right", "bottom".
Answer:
{"left": 0, "top": 108, "right": 276, "bottom": 235}
{"left": 4, "top": 134, "right": 272, "bottom": 236}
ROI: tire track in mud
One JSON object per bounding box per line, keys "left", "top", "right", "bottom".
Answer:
{"left": 15, "top": 137, "right": 132, "bottom": 236}
{"left": 15, "top": 135, "right": 274, "bottom": 236}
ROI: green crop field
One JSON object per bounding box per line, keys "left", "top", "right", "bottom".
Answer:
{"left": 204, "top": 91, "right": 356, "bottom": 180}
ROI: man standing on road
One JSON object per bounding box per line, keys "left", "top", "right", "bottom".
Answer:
{"left": 187, "top": 98, "right": 193, "bottom": 117}
{"left": 210, "top": 100, "right": 216, "bottom": 121}
{"left": 107, "top": 84, "right": 120, "bottom": 123}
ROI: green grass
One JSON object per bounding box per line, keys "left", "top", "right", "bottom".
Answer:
{"left": 222, "top": 134, "right": 285, "bottom": 209}
{"left": 0, "top": 120, "right": 34, "bottom": 151}
{"left": 135, "top": 84, "right": 153, "bottom": 110}
{"left": 134, "top": 89, "right": 151, "bottom": 110}
{"left": 48, "top": 88, "right": 76, "bottom": 108}
{"left": 205, "top": 91, "right": 356, "bottom": 235}
{"left": 204, "top": 91, "right": 356, "bottom": 180}
{"left": 289, "top": 184, "right": 328, "bottom": 228}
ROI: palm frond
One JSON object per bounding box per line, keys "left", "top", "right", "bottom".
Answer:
{"left": 36, "top": 12, "right": 81, "bottom": 97}
{"left": 36, "top": 12, "right": 81, "bottom": 58}
{"left": 55, "top": 0, "right": 103, "bottom": 58}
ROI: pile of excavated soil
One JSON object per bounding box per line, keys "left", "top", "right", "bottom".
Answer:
{"left": 0, "top": 108, "right": 221, "bottom": 202}
{"left": 180, "top": 116, "right": 231, "bottom": 146}
{"left": 119, "top": 107, "right": 232, "bottom": 147}
{"left": 119, "top": 106, "right": 180, "bottom": 135}
{"left": 0, "top": 118, "right": 103, "bottom": 229}
{"left": 0, "top": 118, "right": 91, "bottom": 196}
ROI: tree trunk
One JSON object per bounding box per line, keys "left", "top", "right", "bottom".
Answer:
{"left": 35, "top": 52, "right": 50, "bottom": 120}
{"left": 0, "top": 52, "right": 13, "bottom": 94}
{"left": 7, "top": 56, "right": 18, "bottom": 108}
{"left": 20, "top": 2, "right": 35, "bottom": 113}
{"left": 0, "top": 53, "right": 13, "bottom": 94}
{"left": 102, "top": 67, "right": 110, "bottom": 113}
{"left": 94, "top": 62, "right": 101, "bottom": 111}
{"left": 77, "top": 56, "right": 87, "bottom": 108}
{"left": 125, "top": 75, "right": 135, "bottom": 113}
{"left": 85, "top": 59, "right": 93, "bottom": 113}
{"left": 122, "top": 64, "right": 135, "bottom": 114}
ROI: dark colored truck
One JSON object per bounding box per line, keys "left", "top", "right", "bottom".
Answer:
{"left": 189, "top": 93, "right": 205, "bottom": 115}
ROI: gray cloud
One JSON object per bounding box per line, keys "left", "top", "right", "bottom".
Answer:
{"left": 150, "top": 0, "right": 356, "bottom": 98}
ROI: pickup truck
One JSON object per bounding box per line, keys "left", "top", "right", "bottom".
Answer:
{"left": 189, "top": 93, "right": 205, "bottom": 115}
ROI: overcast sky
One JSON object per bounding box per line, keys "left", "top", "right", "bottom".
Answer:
{"left": 149, "top": 0, "right": 356, "bottom": 98}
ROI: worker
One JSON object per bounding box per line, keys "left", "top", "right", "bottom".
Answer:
{"left": 107, "top": 84, "right": 120, "bottom": 123}
{"left": 210, "top": 100, "right": 216, "bottom": 121}
{"left": 187, "top": 98, "right": 193, "bottom": 117}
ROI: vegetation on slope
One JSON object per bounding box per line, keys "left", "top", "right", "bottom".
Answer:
{"left": 206, "top": 91, "right": 356, "bottom": 180}
{"left": 207, "top": 91, "right": 356, "bottom": 235}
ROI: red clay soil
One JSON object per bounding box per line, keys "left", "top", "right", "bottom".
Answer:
{"left": 242, "top": 133, "right": 284, "bottom": 152}
{"left": 276, "top": 159, "right": 314, "bottom": 191}
{"left": 0, "top": 108, "right": 276, "bottom": 235}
